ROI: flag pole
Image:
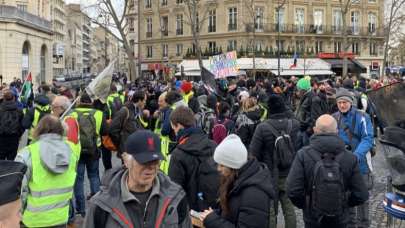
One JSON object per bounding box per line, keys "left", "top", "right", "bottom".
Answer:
{"left": 60, "top": 96, "right": 79, "bottom": 120}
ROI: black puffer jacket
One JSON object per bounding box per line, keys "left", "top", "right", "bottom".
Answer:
{"left": 249, "top": 112, "right": 302, "bottom": 177}
{"left": 286, "top": 134, "right": 368, "bottom": 226}
{"left": 109, "top": 103, "right": 146, "bottom": 155}
{"left": 295, "top": 90, "right": 326, "bottom": 132}
{"left": 235, "top": 108, "right": 261, "bottom": 147}
{"left": 168, "top": 128, "right": 217, "bottom": 210}
{"left": 203, "top": 159, "right": 275, "bottom": 228}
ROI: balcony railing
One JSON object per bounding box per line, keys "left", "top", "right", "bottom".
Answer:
{"left": 228, "top": 23, "right": 237, "bottom": 31}
{"left": 0, "top": 5, "right": 52, "bottom": 34}
{"left": 176, "top": 28, "right": 183, "bottom": 35}
{"left": 243, "top": 23, "right": 384, "bottom": 37}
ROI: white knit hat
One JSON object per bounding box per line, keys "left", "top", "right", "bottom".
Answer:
{"left": 214, "top": 134, "right": 248, "bottom": 169}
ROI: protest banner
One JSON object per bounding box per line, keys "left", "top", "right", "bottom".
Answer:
{"left": 208, "top": 51, "right": 239, "bottom": 78}
{"left": 86, "top": 59, "right": 116, "bottom": 103}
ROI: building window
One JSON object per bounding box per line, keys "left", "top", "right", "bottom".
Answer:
{"left": 162, "top": 44, "right": 168, "bottom": 58}
{"left": 176, "top": 14, "right": 183, "bottom": 35}
{"left": 295, "top": 40, "right": 305, "bottom": 53}
{"left": 146, "top": 17, "right": 152, "bottom": 38}
{"left": 146, "top": 46, "right": 153, "bottom": 58}
{"left": 313, "top": 9, "right": 324, "bottom": 34}
{"left": 368, "top": 13, "right": 377, "bottom": 34}
{"left": 145, "top": 0, "right": 151, "bottom": 8}
{"left": 352, "top": 0, "right": 360, "bottom": 3}
{"left": 352, "top": 42, "right": 360, "bottom": 55}
{"left": 208, "top": 41, "right": 217, "bottom": 53}
{"left": 161, "top": 16, "right": 168, "bottom": 36}
{"left": 208, "top": 9, "right": 216, "bottom": 33}
{"left": 176, "top": 0, "right": 183, "bottom": 4}
{"left": 351, "top": 11, "right": 360, "bottom": 35}
{"left": 255, "top": 40, "right": 264, "bottom": 52}
{"left": 276, "top": 40, "right": 285, "bottom": 52}
{"left": 369, "top": 0, "right": 377, "bottom": 3}
{"left": 161, "top": 0, "right": 167, "bottom": 6}
{"left": 274, "top": 8, "right": 285, "bottom": 32}
{"left": 228, "top": 40, "right": 237, "bottom": 51}
{"left": 176, "top": 44, "right": 183, "bottom": 56}
{"left": 334, "top": 41, "right": 342, "bottom": 53}
{"left": 255, "top": 7, "right": 264, "bottom": 31}
{"left": 228, "top": 7, "right": 237, "bottom": 31}
{"left": 370, "top": 42, "right": 377, "bottom": 56}
{"left": 333, "top": 10, "right": 342, "bottom": 33}
{"left": 315, "top": 41, "right": 323, "bottom": 54}
{"left": 17, "top": 4, "right": 28, "bottom": 12}
{"left": 295, "top": 8, "right": 305, "bottom": 33}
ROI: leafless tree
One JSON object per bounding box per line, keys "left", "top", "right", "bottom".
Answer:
{"left": 88, "top": 0, "right": 138, "bottom": 80}
{"left": 183, "top": 0, "right": 212, "bottom": 73}
{"left": 383, "top": 0, "right": 405, "bottom": 78}
{"left": 243, "top": 0, "right": 258, "bottom": 79}
{"left": 339, "top": 0, "right": 353, "bottom": 79}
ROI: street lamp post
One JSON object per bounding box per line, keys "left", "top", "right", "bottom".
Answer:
{"left": 277, "top": 7, "right": 281, "bottom": 78}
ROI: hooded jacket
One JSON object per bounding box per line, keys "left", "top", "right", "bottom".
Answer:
{"left": 286, "top": 134, "right": 368, "bottom": 226}
{"left": 22, "top": 95, "right": 51, "bottom": 130}
{"left": 0, "top": 100, "right": 24, "bottom": 137}
{"left": 249, "top": 112, "right": 302, "bottom": 178}
{"left": 203, "top": 159, "right": 275, "bottom": 228}
{"left": 84, "top": 168, "right": 191, "bottom": 228}
{"left": 168, "top": 127, "right": 217, "bottom": 210}
{"left": 235, "top": 108, "right": 262, "bottom": 147}
{"left": 295, "top": 90, "right": 325, "bottom": 132}
{"left": 109, "top": 103, "right": 147, "bottom": 155}
{"left": 15, "top": 134, "right": 75, "bottom": 208}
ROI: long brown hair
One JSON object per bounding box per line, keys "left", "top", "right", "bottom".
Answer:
{"left": 33, "top": 115, "right": 64, "bottom": 140}
{"left": 218, "top": 168, "right": 238, "bottom": 216}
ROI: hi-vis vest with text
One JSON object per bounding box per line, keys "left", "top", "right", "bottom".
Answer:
{"left": 22, "top": 141, "right": 79, "bottom": 227}
{"left": 28, "top": 105, "right": 51, "bottom": 140}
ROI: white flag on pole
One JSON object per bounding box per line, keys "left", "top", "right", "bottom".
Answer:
{"left": 86, "top": 60, "right": 116, "bottom": 103}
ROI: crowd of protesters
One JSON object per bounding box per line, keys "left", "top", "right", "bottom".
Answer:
{"left": 0, "top": 72, "right": 402, "bottom": 228}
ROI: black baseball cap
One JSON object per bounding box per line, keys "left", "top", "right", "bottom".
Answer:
{"left": 0, "top": 161, "right": 27, "bottom": 205}
{"left": 125, "top": 130, "right": 164, "bottom": 164}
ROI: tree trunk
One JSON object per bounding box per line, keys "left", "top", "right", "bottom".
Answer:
{"left": 383, "top": 0, "right": 396, "bottom": 80}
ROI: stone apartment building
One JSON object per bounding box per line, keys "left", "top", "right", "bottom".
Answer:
{"left": 0, "top": 0, "right": 53, "bottom": 84}
{"left": 50, "top": 0, "right": 66, "bottom": 77}
{"left": 136, "top": 0, "right": 385, "bottom": 76}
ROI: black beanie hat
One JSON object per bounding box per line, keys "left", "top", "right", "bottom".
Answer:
{"left": 0, "top": 161, "right": 27, "bottom": 206}
{"left": 267, "top": 94, "right": 287, "bottom": 114}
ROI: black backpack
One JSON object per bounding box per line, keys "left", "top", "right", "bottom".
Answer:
{"left": 76, "top": 109, "right": 98, "bottom": 156}
{"left": 309, "top": 151, "right": 346, "bottom": 218}
{"left": 188, "top": 155, "right": 220, "bottom": 211}
{"left": 0, "top": 108, "right": 22, "bottom": 136}
{"left": 266, "top": 119, "right": 295, "bottom": 170}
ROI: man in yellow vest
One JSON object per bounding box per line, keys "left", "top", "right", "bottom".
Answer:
{"left": 22, "top": 94, "right": 51, "bottom": 143}
{"left": 71, "top": 93, "right": 108, "bottom": 218}
{"left": 16, "top": 115, "right": 80, "bottom": 227}
{"left": 106, "top": 84, "right": 125, "bottom": 120}
{"left": 153, "top": 92, "right": 175, "bottom": 174}
{"left": 180, "top": 80, "right": 200, "bottom": 114}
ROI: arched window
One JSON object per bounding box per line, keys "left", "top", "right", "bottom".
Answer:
{"left": 22, "top": 41, "right": 30, "bottom": 80}
{"left": 40, "top": 45, "right": 47, "bottom": 83}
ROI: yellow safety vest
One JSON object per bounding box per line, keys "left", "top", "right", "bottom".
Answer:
{"left": 28, "top": 105, "right": 51, "bottom": 140}
{"left": 106, "top": 93, "right": 125, "bottom": 119}
{"left": 259, "top": 104, "right": 268, "bottom": 122}
{"left": 154, "top": 117, "right": 171, "bottom": 174}
{"left": 71, "top": 108, "right": 103, "bottom": 147}
{"left": 22, "top": 140, "right": 79, "bottom": 227}
{"left": 183, "top": 91, "right": 194, "bottom": 104}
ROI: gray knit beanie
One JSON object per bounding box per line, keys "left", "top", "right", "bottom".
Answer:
{"left": 336, "top": 88, "right": 354, "bottom": 104}
{"left": 214, "top": 134, "right": 248, "bottom": 169}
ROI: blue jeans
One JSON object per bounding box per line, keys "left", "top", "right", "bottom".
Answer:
{"left": 74, "top": 158, "right": 100, "bottom": 216}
